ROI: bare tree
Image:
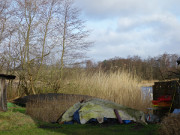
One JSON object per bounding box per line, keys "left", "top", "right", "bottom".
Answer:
{"left": 0, "top": 1, "right": 10, "bottom": 44}
{"left": 55, "top": 0, "right": 93, "bottom": 80}
{"left": 0, "top": 0, "right": 93, "bottom": 95}
{"left": 0, "top": 0, "right": 17, "bottom": 74}
{"left": 14, "top": 0, "right": 59, "bottom": 95}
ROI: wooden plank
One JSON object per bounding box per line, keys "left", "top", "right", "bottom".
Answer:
{"left": 0, "top": 78, "right": 7, "bottom": 111}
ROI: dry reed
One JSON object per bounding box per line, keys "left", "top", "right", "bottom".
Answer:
{"left": 58, "top": 71, "right": 151, "bottom": 111}
{"left": 159, "top": 113, "right": 180, "bottom": 135}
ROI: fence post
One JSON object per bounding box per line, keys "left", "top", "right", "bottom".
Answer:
{"left": 0, "top": 78, "right": 7, "bottom": 111}
{"left": 0, "top": 74, "right": 16, "bottom": 112}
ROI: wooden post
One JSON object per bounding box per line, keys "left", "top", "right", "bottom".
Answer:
{"left": 0, "top": 74, "right": 16, "bottom": 112}
{"left": 0, "top": 78, "right": 7, "bottom": 111}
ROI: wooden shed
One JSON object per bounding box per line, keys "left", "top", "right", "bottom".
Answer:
{"left": 152, "top": 80, "right": 180, "bottom": 115}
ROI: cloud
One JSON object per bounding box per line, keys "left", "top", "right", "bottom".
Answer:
{"left": 76, "top": 0, "right": 162, "bottom": 20}
{"left": 77, "top": 0, "right": 180, "bottom": 19}
{"left": 87, "top": 13, "right": 180, "bottom": 61}
{"left": 75, "top": 0, "right": 180, "bottom": 61}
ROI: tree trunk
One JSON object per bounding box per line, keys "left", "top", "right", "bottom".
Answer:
{"left": 0, "top": 78, "right": 7, "bottom": 111}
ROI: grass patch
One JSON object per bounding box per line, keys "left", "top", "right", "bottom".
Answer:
{"left": 0, "top": 102, "right": 159, "bottom": 135}
{"left": 0, "top": 110, "right": 36, "bottom": 131}
{"left": 0, "top": 122, "right": 158, "bottom": 135}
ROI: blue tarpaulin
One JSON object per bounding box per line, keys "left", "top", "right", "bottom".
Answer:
{"left": 173, "top": 109, "right": 180, "bottom": 114}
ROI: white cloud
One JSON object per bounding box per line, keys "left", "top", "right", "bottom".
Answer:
{"left": 75, "top": 0, "right": 180, "bottom": 61}
{"left": 77, "top": 0, "right": 180, "bottom": 19}
{"left": 76, "top": 0, "right": 161, "bottom": 19}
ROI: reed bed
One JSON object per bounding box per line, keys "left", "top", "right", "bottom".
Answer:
{"left": 58, "top": 71, "right": 151, "bottom": 111}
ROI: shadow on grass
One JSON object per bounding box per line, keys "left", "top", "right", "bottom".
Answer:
{"left": 36, "top": 122, "right": 158, "bottom": 135}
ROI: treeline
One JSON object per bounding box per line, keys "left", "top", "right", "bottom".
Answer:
{"left": 88, "top": 53, "right": 180, "bottom": 80}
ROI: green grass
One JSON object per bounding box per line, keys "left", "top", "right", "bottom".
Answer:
{"left": 0, "top": 103, "right": 159, "bottom": 135}
{"left": 0, "top": 123, "right": 158, "bottom": 135}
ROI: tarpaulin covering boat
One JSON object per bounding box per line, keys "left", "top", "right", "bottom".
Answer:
{"left": 58, "top": 98, "right": 147, "bottom": 124}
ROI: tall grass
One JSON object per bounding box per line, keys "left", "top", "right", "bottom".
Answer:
{"left": 58, "top": 70, "right": 151, "bottom": 111}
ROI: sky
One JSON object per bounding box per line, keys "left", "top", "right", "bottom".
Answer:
{"left": 75, "top": 0, "right": 180, "bottom": 62}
